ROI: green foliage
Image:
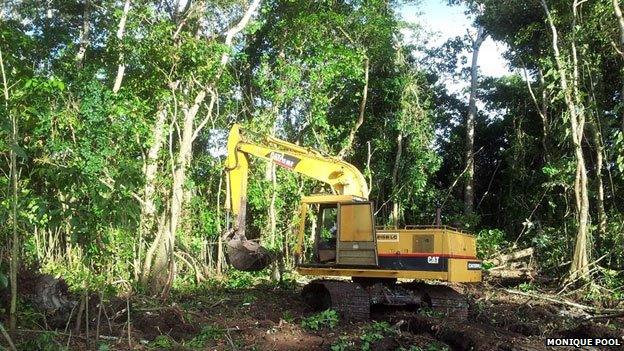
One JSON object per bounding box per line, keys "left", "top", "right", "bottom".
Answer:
{"left": 281, "top": 310, "right": 295, "bottom": 323}
{"left": 185, "top": 325, "right": 224, "bottom": 349}
{"left": 17, "top": 331, "right": 67, "bottom": 351}
{"left": 397, "top": 344, "right": 449, "bottom": 351}
{"left": 149, "top": 335, "right": 175, "bottom": 349}
{"left": 0, "top": 272, "right": 7, "bottom": 289}
{"left": 330, "top": 336, "right": 354, "bottom": 351}
{"left": 359, "top": 321, "right": 396, "bottom": 351}
{"left": 301, "top": 309, "right": 339, "bottom": 331}
{"left": 1, "top": 0, "right": 623, "bottom": 326}
{"left": 418, "top": 307, "right": 444, "bottom": 318}
{"left": 591, "top": 267, "right": 624, "bottom": 305}
{"left": 224, "top": 270, "right": 266, "bottom": 289}
{"left": 531, "top": 227, "right": 571, "bottom": 274}
{"left": 328, "top": 322, "right": 403, "bottom": 351}
{"left": 18, "top": 304, "right": 47, "bottom": 330}
{"left": 476, "top": 229, "right": 507, "bottom": 259}
{"left": 518, "top": 282, "right": 535, "bottom": 292}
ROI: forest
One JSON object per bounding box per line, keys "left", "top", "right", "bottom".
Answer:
{"left": 1, "top": 0, "right": 623, "bottom": 350}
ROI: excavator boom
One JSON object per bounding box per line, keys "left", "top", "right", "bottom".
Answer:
{"left": 226, "top": 124, "right": 368, "bottom": 216}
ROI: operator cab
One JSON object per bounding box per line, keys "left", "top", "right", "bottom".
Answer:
{"left": 296, "top": 195, "right": 378, "bottom": 268}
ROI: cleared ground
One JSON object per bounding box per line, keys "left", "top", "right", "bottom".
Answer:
{"left": 5, "top": 276, "right": 623, "bottom": 351}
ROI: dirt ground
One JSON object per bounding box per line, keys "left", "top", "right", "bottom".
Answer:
{"left": 4, "top": 279, "right": 624, "bottom": 351}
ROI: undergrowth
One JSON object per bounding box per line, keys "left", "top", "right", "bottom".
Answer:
{"left": 301, "top": 309, "right": 339, "bottom": 331}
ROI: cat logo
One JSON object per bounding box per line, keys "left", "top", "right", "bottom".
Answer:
{"left": 427, "top": 256, "right": 440, "bottom": 264}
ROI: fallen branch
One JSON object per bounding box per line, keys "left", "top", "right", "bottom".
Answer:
{"left": 225, "top": 328, "right": 238, "bottom": 351}
{"left": 583, "top": 311, "right": 624, "bottom": 321}
{"left": 0, "top": 322, "right": 17, "bottom": 351}
{"left": 391, "top": 320, "right": 405, "bottom": 330}
{"left": 209, "top": 298, "right": 228, "bottom": 309}
{"left": 14, "top": 328, "right": 86, "bottom": 340}
{"left": 503, "top": 289, "right": 623, "bottom": 314}
{"left": 557, "top": 254, "right": 608, "bottom": 295}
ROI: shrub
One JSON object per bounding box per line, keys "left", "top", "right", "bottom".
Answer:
{"left": 360, "top": 321, "right": 394, "bottom": 351}
{"left": 301, "top": 309, "right": 339, "bottom": 331}
{"left": 476, "top": 228, "right": 507, "bottom": 259}
{"left": 186, "top": 325, "right": 224, "bottom": 348}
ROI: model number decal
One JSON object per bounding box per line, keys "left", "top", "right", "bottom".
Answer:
{"left": 467, "top": 261, "right": 482, "bottom": 270}
{"left": 427, "top": 256, "right": 440, "bottom": 264}
{"left": 377, "top": 233, "right": 399, "bottom": 242}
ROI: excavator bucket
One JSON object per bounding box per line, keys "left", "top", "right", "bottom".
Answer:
{"left": 226, "top": 234, "right": 273, "bottom": 271}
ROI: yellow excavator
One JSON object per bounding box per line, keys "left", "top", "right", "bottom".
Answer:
{"left": 224, "top": 124, "right": 481, "bottom": 319}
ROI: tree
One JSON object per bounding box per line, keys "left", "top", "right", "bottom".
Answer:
{"left": 464, "top": 26, "right": 486, "bottom": 216}
{"left": 472, "top": 0, "right": 624, "bottom": 279}
{"left": 1, "top": 46, "right": 19, "bottom": 333}
{"left": 140, "top": 0, "right": 262, "bottom": 296}
{"left": 540, "top": 0, "right": 590, "bottom": 281}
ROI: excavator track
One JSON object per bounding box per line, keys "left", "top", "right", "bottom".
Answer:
{"left": 302, "top": 280, "right": 468, "bottom": 321}
{"left": 301, "top": 279, "right": 370, "bottom": 320}
{"left": 409, "top": 283, "right": 469, "bottom": 320}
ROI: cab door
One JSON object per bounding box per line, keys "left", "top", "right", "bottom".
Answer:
{"left": 336, "top": 202, "right": 378, "bottom": 266}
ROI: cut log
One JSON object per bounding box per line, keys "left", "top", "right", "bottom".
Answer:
{"left": 484, "top": 267, "right": 535, "bottom": 286}
{"left": 489, "top": 248, "right": 534, "bottom": 266}
{"left": 487, "top": 269, "right": 533, "bottom": 279}
{"left": 489, "top": 261, "right": 527, "bottom": 271}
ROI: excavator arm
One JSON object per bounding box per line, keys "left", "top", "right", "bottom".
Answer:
{"left": 224, "top": 124, "right": 369, "bottom": 271}
{"left": 226, "top": 124, "right": 369, "bottom": 216}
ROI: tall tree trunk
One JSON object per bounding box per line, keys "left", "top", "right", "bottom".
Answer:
{"left": 538, "top": 69, "right": 550, "bottom": 162}
{"left": 266, "top": 162, "right": 277, "bottom": 246}
{"left": 464, "top": 27, "right": 486, "bottom": 216}
{"left": 390, "top": 132, "right": 403, "bottom": 226}
{"left": 613, "top": 0, "right": 624, "bottom": 132}
{"left": 141, "top": 0, "right": 261, "bottom": 294}
{"left": 264, "top": 117, "right": 280, "bottom": 246}
{"left": 112, "top": 0, "right": 131, "bottom": 93}
{"left": 523, "top": 67, "right": 550, "bottom": 163}
{"left": 75, "top": 0, "right": 90, "bottom": 69}
{"left": 138, "top": 105, "right": 169, "bottom": 283}
{"left": 338, "top": 57, "right": 369, "bottom": 158}
{"left": 216, "top": 171, "right": 224, "bottom": 275}
{"left": 147, "top": 89, "right": 212, "bottom": 296}
{"left": 541, "top": 0, "right": 590, "bottom": 281}
{"left": 1, "top": 48, "right": 18, "bottom": 334}
{"left": 615, "top": 0, "right": 624, "bottom": 46}
{"left": 590, "top": 122, "right": 607, "bottom": 239}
